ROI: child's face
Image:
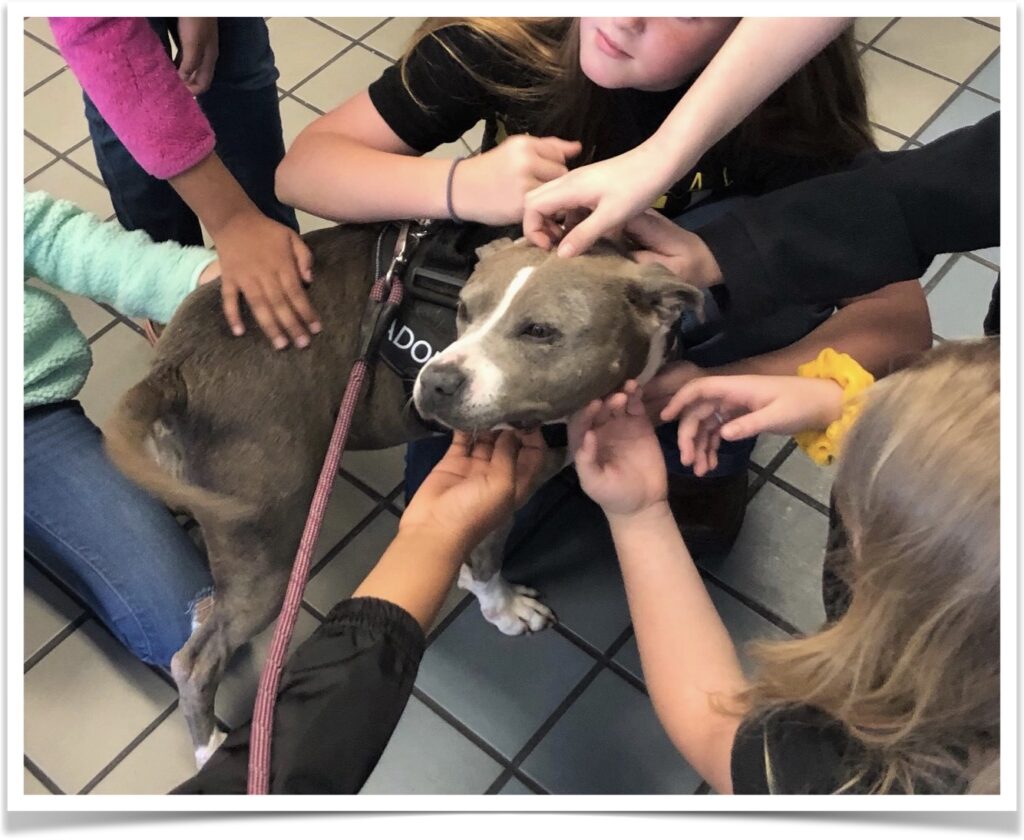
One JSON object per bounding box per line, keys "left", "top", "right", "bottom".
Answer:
{"left": 578, "top": 18, "right": 739, "bottom": 92}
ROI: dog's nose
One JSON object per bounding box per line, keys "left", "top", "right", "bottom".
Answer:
{"left": 424, "top": 363, "right": 467, "bottom": 398}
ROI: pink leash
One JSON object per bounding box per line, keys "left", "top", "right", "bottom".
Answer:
{"left": 247, "top": 225, "right": 409, "bottom": 795}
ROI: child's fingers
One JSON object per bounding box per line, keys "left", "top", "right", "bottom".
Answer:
{"left": 491, "top": 430, "right": 521, "bottom": 474}
{"left": 232, "top": 278, "right": 288, "bottom": 349}
{"left": 220, "top": 281, "right": 245, "bottom": 338}
{"left": 575, "top": 428, "right": 600, "bottom": 473}
{"left": 719, "top": 405, "right": 779, "bottom": 441}
{"left": 707, "top": 428, "right": 721, "bottom": 473}
{"left": 570, "top": 399, "right": 602, "bottom": 439}
{"left": 449, "top": 431, "right": 474, "bottom": 455}
{"left": 661, "top": 378, "right": 733, "bottom": 422}
{"left": 469, "top": 435, "right": 496, "bottom": 461}
{"left": 675, "top": 402, "right": 718, "bottom": 466}
{"left": 292, "top": 235, "right": 315, "bottom": 284}
{"left": 693, "top": 418, "right": 713, "bottom": 477}
{"left": 262, "top": 276, "right": 311, "bottom": 348}
{"left": 277, "top": 267, "right": 322, "bottom": 337}
{"left": 623, "top": 382, "right": 646, "bottom": 416}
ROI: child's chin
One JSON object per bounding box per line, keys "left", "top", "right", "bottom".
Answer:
{"left": 579, "top": 54, "right": 632, "bottom": 90}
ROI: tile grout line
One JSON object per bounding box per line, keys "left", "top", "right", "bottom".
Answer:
{"left": 23, "top": 27, "right": 63, "bottom": 57}
{"left": 77, "top": 700, "right": 180, "bottom": 794}
{"left": 24, "top": 66, "right": 68, "bottom": 97}
{"left": 23, "top": 614, "right": 89, "bottom": 674}
{"left": 904, "top": 46, "right": 1001, "bottom": 146}
{"left": 922, "top": 254, "right": 962, "bottom": 296}
{"left": 967, "top": 17, "right": 1000, "bottom": 32}
{"left": 282, "top": 41, "right": 362, "bottom": 100}
{"left": 863, "top": 17, "right": 900, "bottom": 50}
{"left": 306, "top": 499, "right": 394, "bottom": 582}
{"left": 86, "top": 318, "right": 122, "bottom": 345}
{"left": 409, "top": 686, "right": 522, "bottom": 781}
{"left": 24, "top": 129, "right": 109, "bottom": 193}
{"left": 481, "top": 625, "right": 636, "bottom": 794}
{"left": 337, "top": 468, "right": 388, "bottom": 504}
{"left": 24, "top": 756, "right": 64, "bottom": 795}
{"left": 698, "top": 568, "right": 803, "bottom": 638}
{"left": 761, "top": 473, "right": 832, "bottom": 518}
{"left": 961, "top": 250, "right": 1000, "bottom": 272}
{"left": 549, "top": 622, "right": 647, "bottom": 695}
{"left": 865, "top": 43, "right": 980, "bottom": 89}
{"left": 508, "top": 769, "right": 550, "bottom": 795}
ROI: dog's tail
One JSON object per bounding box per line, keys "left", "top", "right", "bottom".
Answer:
{"left": 102, "top": 365, "right": 253, "bottom": 525}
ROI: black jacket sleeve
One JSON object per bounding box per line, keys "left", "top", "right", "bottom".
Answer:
{"left": 171, "top": 597, "right": 425, "bottom": 795}
{"left": 698, "top": 113, "right": 1000, "bottom": 320}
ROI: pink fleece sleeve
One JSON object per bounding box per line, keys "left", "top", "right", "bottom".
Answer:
{"left": 49, "top": 17, "right": 216, "bottom": 180}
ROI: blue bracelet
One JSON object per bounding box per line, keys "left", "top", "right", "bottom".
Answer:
{"left": 446, "top": 155, "right": 466, "bottom": 224}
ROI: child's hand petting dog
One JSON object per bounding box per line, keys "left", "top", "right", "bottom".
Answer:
{"left": 660, "top": 374, "right": 845, "bottom": 476}
{"left": 570, "top": 380, "right": 668, "bottom": 519}
{"left": 400, "top": 430, "right": 546, "bottom": 552}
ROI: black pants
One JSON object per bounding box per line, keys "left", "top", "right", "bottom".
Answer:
{"left": 83, "top": 17, "right": 298, "bottom": 246}
{"left": 172, "top": 598, "right": 424, "bottom": 794}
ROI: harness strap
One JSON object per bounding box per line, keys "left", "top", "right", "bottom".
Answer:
{"left": 247, "top": 223, "right": 411, "bottom": 795}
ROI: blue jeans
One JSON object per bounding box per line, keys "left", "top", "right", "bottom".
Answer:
{"left": 24, "top": 402, "right": 213, "bottom": 666}
{"left": 82, "top": 17, "right": 297, "bottom": 245}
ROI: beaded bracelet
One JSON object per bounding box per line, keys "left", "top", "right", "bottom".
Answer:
{"left": 792, "top": 348, "right": 875, "bottom": 466}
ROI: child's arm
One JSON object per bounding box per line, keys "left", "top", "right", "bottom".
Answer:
{"left": 569, "top": 385, "right": 748, "bottom": 793}
{"left": 354, "top": 430, "right": 546, "bottom": 629}
{"left": 50, "top": 17, "right": 319, "bottom": 350}
{"left": 659, "top": 374, "right": 845, "bottom": 476}
{"left": 277, "top": 91, "right": 579, "bottom": 225}
{"left": 645, "top": 279, "right": 930, "bottom": 418}
{"left": 24, "top": 191, "right": 216, "bottom": 323}
{"left": 525, "top": 17, "right": 853, "bottom": 256}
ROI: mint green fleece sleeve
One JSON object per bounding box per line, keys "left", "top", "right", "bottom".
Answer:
{"left": 23, "top": 190, "right": 216, "bottom": 323}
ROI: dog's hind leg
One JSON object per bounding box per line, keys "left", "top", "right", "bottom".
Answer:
{"left": 170, "top": 525, "right": 291, "bottom": 768}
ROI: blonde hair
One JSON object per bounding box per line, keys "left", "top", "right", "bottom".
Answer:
{"left": 399, "top": 18, "right": 874, "bottom": 167}
{"left": 740, "top": 339, "right": 1001, "bottom": 794}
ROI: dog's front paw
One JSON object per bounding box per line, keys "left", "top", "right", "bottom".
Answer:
{"left": 459, "top": 567, "right": 556, "bottom": 635}
{"left": 483, "top": 584, "right": 556, "bottom": 635}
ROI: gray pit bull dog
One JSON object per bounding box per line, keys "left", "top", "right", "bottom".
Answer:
{"left": 103, "top": 223, "right": 702, "bottom": 766}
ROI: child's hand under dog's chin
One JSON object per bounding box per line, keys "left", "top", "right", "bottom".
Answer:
{"left": 570, "top": 381, "right": 669, "bottom": 520}
{"left": 399, "top": 430, "right": 546, "bottom": 554}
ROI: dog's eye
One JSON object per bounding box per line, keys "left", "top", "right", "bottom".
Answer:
{"left": 520, "top": 322, "right": 560, "bottom": 341}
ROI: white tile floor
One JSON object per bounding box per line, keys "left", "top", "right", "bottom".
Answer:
{"left": 22, "top": 16, "right": 1000, "bottom": 796}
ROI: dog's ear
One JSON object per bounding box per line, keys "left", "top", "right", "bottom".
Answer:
{"left": 474, "top": 237, "right": 516, "bottom": 261}
{"left": 625, "top": 261, "right": 705, "bottom": 329}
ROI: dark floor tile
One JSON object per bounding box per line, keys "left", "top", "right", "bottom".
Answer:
{"left": 416, "top": 606, "right": 595, "bottom": 759}
{"left": 520, "top": 669, "right": 702, "bottom": 794}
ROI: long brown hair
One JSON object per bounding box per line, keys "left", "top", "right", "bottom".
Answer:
{"left": 398, "top": 18, "right": 874, "bottom": 168}
{"left": 741, "top": 339, "right": 1001, "bottom": 794}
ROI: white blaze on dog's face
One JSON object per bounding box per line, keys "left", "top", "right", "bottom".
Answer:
{"left": 413, "top": 237, "right": 703, "bottom": 431}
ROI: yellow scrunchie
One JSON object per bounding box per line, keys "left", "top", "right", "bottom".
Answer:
{"left": 792, "top": 349, "right": 875, "bottom": 466}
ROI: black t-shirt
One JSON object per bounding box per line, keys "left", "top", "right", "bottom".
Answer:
{"left": 368, "top": 24, "right": 845, "bottom": 219}
{"left": 731, "top": 706, "right": 870, "bottom": 794}
{"left": 368, "top": 24, "right": 845, "bottom": 366}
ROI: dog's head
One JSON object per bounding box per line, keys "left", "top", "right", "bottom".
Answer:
{"left": 413, "top": 237, "right": 703, "bottom": 431}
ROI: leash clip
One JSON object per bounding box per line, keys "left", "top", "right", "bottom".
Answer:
{"left": 357, "top": 221, "right": 418, "bottom": 361}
